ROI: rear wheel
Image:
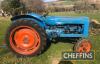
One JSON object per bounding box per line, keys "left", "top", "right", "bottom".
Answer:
{"left": 6, "top": 19, "right": 47, "bottom": 56}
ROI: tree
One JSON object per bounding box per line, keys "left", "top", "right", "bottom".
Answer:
{"left": 74, "top": 0, "right": 95, "bottom": 13}
{"left": 20, "top": 0, "right": 45, "bottom": 14}
{"left": 1, "top": 0, "right": 22, "bottom": 16}
{"left": 1, "top": 0, "right": 46, "bottom": 15}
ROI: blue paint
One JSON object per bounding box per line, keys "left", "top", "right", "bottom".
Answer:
{"left": 11, "top": 13, "right": 90, "bottom": 39}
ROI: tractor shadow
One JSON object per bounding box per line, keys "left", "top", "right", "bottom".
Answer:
{"left": 52, "top": 37, "right": 79, "bottom": 44}
{"left": 51, "top": 38, "right": 76, "bottom": 64}
{"left": 59, "top": 60, "right": 73, "bottom": 64}
{"left": 44, "top": 38, "right": 78, "bottom": 54}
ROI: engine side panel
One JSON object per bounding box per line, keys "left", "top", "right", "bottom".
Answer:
{"left": 45, "top": 17, "right": 89, "bottom": 38}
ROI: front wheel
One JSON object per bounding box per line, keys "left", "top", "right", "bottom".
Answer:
{"left": 73, "top": 39, "right": 92, "bottom": 53}
{"left": 6, "top": 19, "right": 47, "bottom": 56}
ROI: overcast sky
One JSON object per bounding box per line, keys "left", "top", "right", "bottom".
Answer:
{"left": 0, "top": 0, "right": 57, "bottom": 2}
{"left": 0, "top": 0, "right": 58, "bottom": 3}
{"left": 0, "top": 0, "right": 3, "bottom": 1}
{"left": 43, "top": 0, "right": 58, "bottom": 2}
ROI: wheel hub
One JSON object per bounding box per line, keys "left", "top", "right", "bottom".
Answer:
{"left": 14, "top": 29, "right": 36, "bottom": 49}
{"left": 75, "top": 39, "right": 92, "bottom": 53}
{"left": 10, "top": 26, "right": 41, "bottom": 55}
{"left": 23, "top": 35, "right": 29, "bottom": 44}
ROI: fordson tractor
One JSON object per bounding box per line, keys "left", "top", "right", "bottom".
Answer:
{"left": 5, "top": 13, "right": 92, "bottom": 56}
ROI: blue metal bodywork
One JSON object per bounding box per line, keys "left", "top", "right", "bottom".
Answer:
{"left": 11, "top": 13, "right": 90, "bottom": 39}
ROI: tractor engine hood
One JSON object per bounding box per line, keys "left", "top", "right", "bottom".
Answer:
{"left": 45, "top": 16, "right": 89, "bottom": 25}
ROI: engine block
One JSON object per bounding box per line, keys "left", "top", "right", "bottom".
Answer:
{"left": 46, "top": 24, "right": 85, "bottom": 38}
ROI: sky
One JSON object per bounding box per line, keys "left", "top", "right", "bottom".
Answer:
{"left": 0, "top": 0, "right": 58, "bottom": 2}
{"left": 43, "top": 0, "right": 58, "bottom": 2}
{"left": 0, "top": 0, "right": 3, "bottom": 1}
{"left": 0, "top": 0, "right": 57, "bottom": 2}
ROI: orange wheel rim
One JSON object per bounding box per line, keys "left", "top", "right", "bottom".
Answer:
{"left": 77, "top": 39, "right": 92, "bottom": 53}
{"left": 9, "top": 26, "right": 41, "bottom": 55}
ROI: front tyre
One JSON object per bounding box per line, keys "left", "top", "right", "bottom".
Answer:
{"left": 6, "top": 19, "right": 47, "bottom": 56}
{"left": 74, "top": 39, "right": 92, "bottom": 53}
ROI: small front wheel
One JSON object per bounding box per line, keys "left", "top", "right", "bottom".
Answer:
{"left": 74, "top": 39, "right": 92, "bottom": 53}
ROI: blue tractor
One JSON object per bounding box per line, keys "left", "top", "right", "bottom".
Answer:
{"left": 5, "top": 13, "right": 92, "bottom": 56}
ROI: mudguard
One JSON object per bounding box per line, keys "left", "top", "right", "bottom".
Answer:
{"left": 11, "top": 13, "right": 46, "bottom": 29}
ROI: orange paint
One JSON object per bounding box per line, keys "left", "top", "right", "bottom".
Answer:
{"left": 77, "top": 39, "right": 92, "bottom": 53}
{"left": 9, "top": 26, "right": 41, "bottom": 55}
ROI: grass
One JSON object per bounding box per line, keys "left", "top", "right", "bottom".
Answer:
{"left": 0, "top": 12, "right": 100, "bottom": 64}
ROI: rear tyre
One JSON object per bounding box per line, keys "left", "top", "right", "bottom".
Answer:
{"left": 6, "top": 19, "right": 47, "bottom": 56}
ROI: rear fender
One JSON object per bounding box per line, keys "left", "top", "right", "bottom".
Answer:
{"left": 11, "top": 15, "right": 46, "bottom": 29}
